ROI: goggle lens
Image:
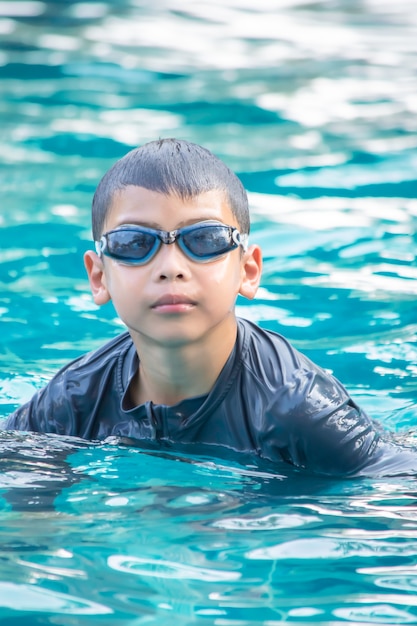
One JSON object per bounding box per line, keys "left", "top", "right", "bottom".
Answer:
{"left": 181, "top": 224, "right": 236, "bottom": 259}
{"left": 105, "top": 230, "right": 159, "bottom": 263}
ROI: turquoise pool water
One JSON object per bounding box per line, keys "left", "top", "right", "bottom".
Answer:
{"left": 1, "top": 0, "right": 417, "bottom": 623}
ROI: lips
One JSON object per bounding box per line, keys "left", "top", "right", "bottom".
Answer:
{"left": 151, "top": 294, "right": 196, "bottom": 309}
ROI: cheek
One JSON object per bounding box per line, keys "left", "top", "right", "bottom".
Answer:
{"left": 104, "top": 266, "right": 143, "bottom": 299}
{"left": 201, "top": 258, "right": 242, "bottom": 291}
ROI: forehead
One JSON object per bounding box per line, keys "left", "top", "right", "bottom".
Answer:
{"left": 104, "top": 185, "right": 236, "bottom": 231}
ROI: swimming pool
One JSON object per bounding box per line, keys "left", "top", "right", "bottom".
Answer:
{"left": 1, "top": 0, "right": 417, "bottom": 623}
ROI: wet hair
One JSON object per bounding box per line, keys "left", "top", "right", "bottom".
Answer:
{"left": 91, "top": 138, "right": 250, "bottom": 240}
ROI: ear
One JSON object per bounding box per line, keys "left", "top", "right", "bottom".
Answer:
{"left": 84, "top": 250, "right": 111, "bottom": 306}
{"left": 239, "top": 244, "right": 262, "bottom": 300}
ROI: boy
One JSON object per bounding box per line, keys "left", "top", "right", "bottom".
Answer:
{"left": 5, "top": 138, "right": 417, "bottom": 476}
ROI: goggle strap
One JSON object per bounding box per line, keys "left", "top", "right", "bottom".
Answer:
{"left": 235, "top": 232, "right": 249, "bottom": 251}
{"left": 95, "top": 238, "right": 106, "bottom": 257}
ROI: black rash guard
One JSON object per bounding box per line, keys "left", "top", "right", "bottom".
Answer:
{"left": 4, "top": 318, "right": 417, "bottom": 476}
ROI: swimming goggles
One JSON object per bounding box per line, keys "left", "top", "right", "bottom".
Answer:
{"left": 95, "top": 220, "right": 248, "bottom": 265}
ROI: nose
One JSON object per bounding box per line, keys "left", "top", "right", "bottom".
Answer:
{"left": 152, "top": 241, "right": 191, "bottom": 281}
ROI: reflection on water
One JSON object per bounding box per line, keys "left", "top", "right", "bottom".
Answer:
{"left": 2, "top": 434, "right": 417, "bottom": 623}
{"left": 1, "top": 0, "right": 417, "bottom": 623}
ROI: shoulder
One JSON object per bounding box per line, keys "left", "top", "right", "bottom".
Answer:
{"left": 237, "top": 317, "right": 307, "bottom": 384}
{"left": 236, "top": 316, "right": 356, "bottom": 431}
{"left": 5, "top": 332, "right": 134, "bottom": 435}
{"left": 43, "top": 330, "right": 134, "bottom": 401}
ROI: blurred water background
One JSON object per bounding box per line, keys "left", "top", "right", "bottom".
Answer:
{"left": 1, "top": 0, "right": 417, "bottom": 623}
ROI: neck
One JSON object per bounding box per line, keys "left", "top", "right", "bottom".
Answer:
{"left": 129, "top": 318, "right": 238, "bottom": 406}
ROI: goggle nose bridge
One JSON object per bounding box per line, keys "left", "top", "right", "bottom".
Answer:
{"left": 158, "top": 229, "right": 180, "bottom": 245}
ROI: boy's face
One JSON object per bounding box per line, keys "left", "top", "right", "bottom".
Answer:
{"left": 84, "top": 186, "right": 262, "bottom": 350}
